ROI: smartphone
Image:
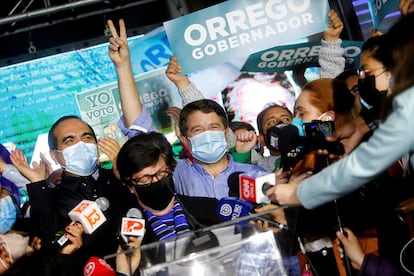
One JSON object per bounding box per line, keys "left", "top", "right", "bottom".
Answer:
{"left": 303, "top": 120, "right": 334, "bottom": 138}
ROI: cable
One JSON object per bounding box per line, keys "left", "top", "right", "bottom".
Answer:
{"left": 400, "top": 237, "right": 414, "bottom": 275}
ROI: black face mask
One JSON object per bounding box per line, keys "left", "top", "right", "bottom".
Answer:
{"left": 358, "top": 75, "right": 387, "bottom": 110}
{"left": 134, "top": 175, "right": 175, "bottom": 211}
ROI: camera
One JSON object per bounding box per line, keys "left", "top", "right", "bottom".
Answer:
{"left": 266, "top": 121, "right": 344, "bottom": 171}
{"left": 303, "top": 121, "right": 334, "bottom": 138}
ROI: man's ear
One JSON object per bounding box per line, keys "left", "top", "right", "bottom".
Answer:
{"left": 178, "top": 134, "right": 189, "bottom": 148}
{"left": 49, "top": 150, "right": 59, "bottom": 165}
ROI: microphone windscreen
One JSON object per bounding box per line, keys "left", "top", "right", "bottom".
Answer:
{"left": 83, "top": 257, "right": 116, "bottom": 276}
{"left": 95, "top": 197, "right": 110, "bottom": 211}
{"left": 277, "top": 125, "right": 299, "bottom": 153}
{"left": 126, "top": 208, "right": 143, "bottom": 219}
{"left": 261, "top": 183, "right": 273, "bottom": 194}
{"left": 228, "top": 171, "right": 243, "bottom": 197}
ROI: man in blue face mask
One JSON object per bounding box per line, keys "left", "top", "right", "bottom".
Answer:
{"left": 19, "top": 115, "right": 137, "bottom": 272}
{"left": 171, "top": 99, "right": 266, "bottom": 199}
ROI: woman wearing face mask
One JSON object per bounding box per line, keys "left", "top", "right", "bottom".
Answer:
{"left": 286, "top": 78, "right": 377, "bottom": 276}
{"left": 116, "top": 132, "right": 225, "bottom": 273}
{"left": 117, "top": 132, "right": 205, "bottom": 243}
{"left": 357, "top": 35, "right": 393, "bottom": 131}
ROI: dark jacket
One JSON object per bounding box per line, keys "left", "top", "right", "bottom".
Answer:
{"left": 27, "top": 168, "right": 137, "bottom": 263}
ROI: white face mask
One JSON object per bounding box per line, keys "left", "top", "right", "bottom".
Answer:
{"left": 59, "top": 141, "right": 98, "bottom": 176}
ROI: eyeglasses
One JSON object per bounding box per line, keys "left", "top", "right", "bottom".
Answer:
{"left": 125, "top": 168, "right": 172, "bottom": 186}
{"left": 357, "top": 67, "right": 386, "bottom": 79}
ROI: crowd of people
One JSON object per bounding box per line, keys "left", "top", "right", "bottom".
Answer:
{"left": 0, "top": 1, "right": 414, "bottom": 275}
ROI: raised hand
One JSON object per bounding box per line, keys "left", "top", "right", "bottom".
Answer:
{"left": 324, "top": 10, "right": 344, "bottom": 41}
{"left": 10, "top": 149, "right": 47, "bottom": 182}
{"left": 399, "top": 0, "right": 414, "bottom": 15}
{"left": 98, "top": 136, "right": 121, "bottom": 179}
{"left": 107, "top": 19, "right": 130, "bottom": 68}
{"left": 234, "top": 130, "right": 258, "bottom": 154}
{"left": 165, "top": 56, "right": 191, "bottom": 89}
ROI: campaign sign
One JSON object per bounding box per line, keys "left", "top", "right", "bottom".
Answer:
{"left": 164, "top": 0, "right": 330, "bottom": 74}
{"left": 132, "top": 67, "right": 181, "bottom": 134}
{"left": 241, "top": 40, "right": 364, "bottom": 72}
{"left": 342, "top": 40, "right": 364, "bottom": 69}
{"left": 76, "top": 67, "right": 180, "bottom": 148}
{"left": 129, "top": 26, "right": 173, "bottom": 74}
{"left": 367, "top": 0, "right": 399, "bottom": 28}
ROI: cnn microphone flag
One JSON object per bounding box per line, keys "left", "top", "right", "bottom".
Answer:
{"left": 239, "top": 171, "right": 275, "bottom": 204}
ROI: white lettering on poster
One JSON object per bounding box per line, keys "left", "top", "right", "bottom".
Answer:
{"left": 183, "top": 0, "right": 313, "bottom": 60}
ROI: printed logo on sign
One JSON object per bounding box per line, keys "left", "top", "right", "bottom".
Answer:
{"left": 83, "top": 208, "right": 102, "bottom": 228}
{"left": 72, "top": 201, "right": 91, "bottom": 214}
{"left": 219, "top": 203, "right": 232, "bottom": 216}
{"left": 83, "top": 262, "right": 95, "bottom": 276}
{"left": 84, "top": 91, "right": 116, "bottom": 121}
{"left": 241, "top": 178, "right": 255, "bottom": 202}
{"left": 123, "top": 220, "right": 144, "bottom": 234}
{"left": 232, "top": 204, "right": 242, "bottom": 220}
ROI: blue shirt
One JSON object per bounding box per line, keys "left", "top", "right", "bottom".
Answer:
{"left": 174, "top": 154, "right": 265, "bottom": 199}
{"left": 119, "top": 109, "right": 266, "bottom": 199}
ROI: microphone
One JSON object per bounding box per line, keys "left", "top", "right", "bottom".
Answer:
{"left": 216, "top": 196, "right": 289, "bottom": 230}
{"left": 267, "top": 123, "right": 344, "bottom": 170}
{"left": 228, "top": 171, "right": 274, "bottom": 204}
{"left": 216, "top": 197, "right": 253, "bottom": 221}
{"left": 239, "top": 171, "right": 275, "bottom": 204}
{"left": 68, "top": 197, "right": 109, "bottom": 234}
{"left": 83, "top": 256, "right": 116, "bottom": 276}
{"left": 119, "top": 208, "right": 145, "bottom": 250}
{"left": 53, "top": 197, "right": 109, "bottom": 249}
{"left": 227, "top": 173, "right": 289, "bottom": 230}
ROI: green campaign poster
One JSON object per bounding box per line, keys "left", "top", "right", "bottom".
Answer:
{"left": 75, "top": 67, "right": 181, "bottom": 160}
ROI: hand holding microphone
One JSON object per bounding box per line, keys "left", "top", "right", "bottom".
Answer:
{"left": 53, "top": 197, "right": 109, "bottom": 250}
{"left": 118, "top": 208, "right": 145, "bottom": 250}
{"left": 60, "top": 222, "right": 84, "bottom": 255}
{"left": 116, "top": 236, "right": 143, "bottom": 276}
{"left": 224, "top": 172, "right": 289, "bottom": 231}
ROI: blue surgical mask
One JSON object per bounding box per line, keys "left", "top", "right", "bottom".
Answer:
{"left": 60, "top": 141, "right": 98, "bottom": 176}
{"left": 291, "top": 118, "right": 308, "bottom": 136}
{"left": 189, "top": 130, "right": 227, "bottom": 164}
{"left": 0, "top": 195, "right": 17, "bottom": 233}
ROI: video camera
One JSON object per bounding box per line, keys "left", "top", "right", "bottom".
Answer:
{"left": 266, "top": 121, "right": 344, "bottom": 171}
{"left": 266, "top": 120, "right": 344, "bottom": 158}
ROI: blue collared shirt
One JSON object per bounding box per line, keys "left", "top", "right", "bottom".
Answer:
{"left": 173, "top": 154, "right": 265, "bottom": 199}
